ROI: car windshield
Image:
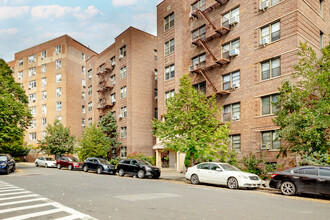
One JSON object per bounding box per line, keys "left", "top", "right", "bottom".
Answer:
{"left": 71, "top": 157, "right": 80, "bottom": 162}
{"left": 137, "top": 160, "right": 151, "bottom": 166}
{"left": 45, "top": 158, "right": 54, "bottom": 161}
{"left": 0, "top": 156, "right": 7, "bottom": 161}
{"left": 220, "top": 164, "right": 241, "bottom": 171}
{"left": 98, "top": 159, "right": 110, "bottom": 164}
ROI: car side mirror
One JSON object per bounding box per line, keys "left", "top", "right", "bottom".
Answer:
{"left": 216, "top": 168, "right": 222, "bottom": 172}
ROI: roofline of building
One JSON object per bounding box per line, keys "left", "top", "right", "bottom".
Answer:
{"left": 157, "top": 0, "right": 165, "bottom": 7}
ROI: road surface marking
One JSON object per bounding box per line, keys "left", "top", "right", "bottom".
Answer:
{"left": 0, "top": 194, "right": 39, "bottom": 201}
{"left": 115, "top": 193, "right": 181, "bottom": 201}
{"left": 0, "top": 202, "right": 57, "bottom": 214}
{"left": 0, "top": 191, "right": 31, "bottom": 197}
{"left": 0, "top": 189, "right": 25, "bottom": 193}
{"left": 2, "top": 208, "right": 64, "bottom": 220}
{"left": 0, "top": 198, "right": 48, "bottom": 207}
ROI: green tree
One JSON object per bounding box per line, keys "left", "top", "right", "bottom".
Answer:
{"left": 38, "top": 120, "right": 75, "bottom": 155}
{"left": 273, "top": 42, "right": 330, "bottom": 156}
{"left": 98, "top": 111, "right": 121, "bottom": 158}
{"left": 152, "top": 74, "right": 230, "bottom": 165}
{"left": 0, "top": 59, "right": 32, "bottom": 154}
{"left": 78, "top": 124, "right": 111, "bottom": 161}
{"left": 1, "top": 137, "right": 30, "bottom": 157}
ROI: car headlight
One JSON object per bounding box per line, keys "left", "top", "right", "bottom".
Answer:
{"left": 146, "top": 167, "right": 152, "bottom": 171}
{"left": 103, "top": 165, "right": 108, "bottom": 169}
{"left": 0, "top": 162, "right": 6, "bottom": 166}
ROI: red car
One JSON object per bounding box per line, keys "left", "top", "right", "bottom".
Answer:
{"left": 56, "top": 156, "right": 83, "bottom": 170}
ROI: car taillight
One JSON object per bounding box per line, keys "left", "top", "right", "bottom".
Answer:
{"left": 271, "top": 174, "right": 278, "bottom": 179}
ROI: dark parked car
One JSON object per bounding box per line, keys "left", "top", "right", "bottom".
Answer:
{"left": 270, "top": 165, "right": 330, "bottom": 196}
{"left": 0, "top": 154, "right": 15, "bottom": 174}
{"left": 82, "top": 157, "right": 116, "bottom": 174}
{"left": 56, "top": 156, "right": 83, "bottom": 170}
{"left": 116, "top": 159, "right": 160, "bottom": 179}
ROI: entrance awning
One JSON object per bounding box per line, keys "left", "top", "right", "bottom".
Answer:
{"left": 152, "top": 142, "right": 165, "bottom": 150}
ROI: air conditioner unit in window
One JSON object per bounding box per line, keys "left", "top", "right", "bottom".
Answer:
{"left": 189, "top": 12, "right": 194, "bottom": 19}
{"left": 229, "top": 48, "right": 240, "bottom": 57}
{"left": 119, "top": 114, "right": 124, "bottom": 119}
{"left": 28, "top": 86, "right": 32, "bottom": 90}
{"left": 112, "top": 100, "right": 116, "bottom": 104}
{"left": 260, "top": 38, "right": 269, "bottom": 46}
{"left": 229, "top": 16, "right": 240, "bottom": 26}
{"left": 111, "top": 61, "right": 116, "bottom": 67}
{"left": 111, "top": 81, "right": 116, "bottom": 86}
{"left": 189, "top": 65, "right": 198, "bottom": 72}
{"left": 232, "top": 83, "right": 240, "bottom": 89}
{"left": 232, "top": 114, "right": 240, "bottom": 121}
{"left": 259, "top": 0, "right": 270, "bottom": 11}
{"left": 32, "top": 99, "right": 36, "bottom": 103}
{"left": 119, "top": 54, "right": 124, "bottom": 60}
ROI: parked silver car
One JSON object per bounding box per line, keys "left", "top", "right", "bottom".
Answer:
{"left": 35, "top": 157, "right": 56, "bottom": 168}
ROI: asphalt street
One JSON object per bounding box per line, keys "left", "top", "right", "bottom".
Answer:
{"left": 0, "top": 163, "right": 329, "bottom": 220}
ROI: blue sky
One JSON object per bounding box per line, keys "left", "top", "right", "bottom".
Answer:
{"left": 0, "top": 0, "right": 161, "bottom": 62}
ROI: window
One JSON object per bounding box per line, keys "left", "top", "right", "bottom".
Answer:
{"left": 154, "top": 69, "right": 158, "bottom": 81}
{"left": 41, "top": 50, "right": 47, "bottom": 59}
{"left": 111, "top": 94, "right": 116, "bottom": 103}
{"left": 82, "top": 105, "right": 86, "bottom": 113}
{"left": 88, "top": 118, "right": 92, "bottom": 126}
{"left": 56, "top": 102, "right": 62, "bottom": 111}
{"left": 261, "top": 94, "right": 279, "bottom": 115}
{"left": 319, "top": 168, "right": 330, "bottom": 177}
{"left": 261, "top": 130, "right": 281, "bottom": 150}
{"left": 320, "top": 31, "right": 324, "bottom": 48}
{"left": 42, "top": 131, "right": 47, "bottom": 139}
{"left": 42, "top": 118, "right": 47, "bottom": 127}
{"left": 82, "top": 53, "right": 85, "bottom": 61}
{"left": 320, "top": 0, "right": 324, "bottom": 16}
{"left": 191, "top": 53, "right": 206, "bottom": 69}
{"left": 298, "top": 167, "right": 317, "bottom": 175}
{"left": 29, "top": 132, "right": 37, "bottom": 141}
{"left": 223, "top": 70, "right": 240, "bottom": 90}
{"left": 120, "top": 86, "right": 127, "bottom": 99}
{"left": 56, "top": 115, "right": 62, "bottom": 121}
{"left": 120, "top": 106, "right": 127, "bottom": 117}
{"left": 164, "top": 13, "right": 174, "bottom": 31}
{"left": 29, "top": 93, "right": 36, "bottom": 103}
{"left": 192, "top": 25, "right": 206, "bottom": 41}
{"left": 261, "top": 21, "right": 280, "bottom": 43}
{"left": 155, "top": 88, "right": 158, "bottom": 100}
{"left": 165, "top": 64, "right": 175, "bottom": 80}
{"left": 192, "top": 0, "right": 206, "bottom": 12}
{"left": 28, "top": 67, "right": 36, "bottom": 77}
{"left": 19, "top": 59, "right": 23, "bottom": 66}
{"left": 155, "top": 108, "right": 158, "bottom": 119}
{"left": 40, "top": 91, "right": 46, "bottom": 100}
{"left": 82, "top": 66, "right": 85, "bottom": 74}
{"left": 82, "top": 92, "right": 85, "bottom": 100}
{"left": 110, "top": 56, "right": 116, "bottom": 65}
{"left": 18, "top": 71, "right": 23, "bottom": 79}
{"left": 154, "top": 50, "right": 158, "bottom": 60}
{"left": 120, "top": 45, "right": 126, "bottom": 58}
{"left": 82, "top": 119, "right": 86, "bottom": 127}
{"left": 222, "top": 39, "right": 240, "bottom": 58}
{"left": 28, "top": 54, "right": 36, "bottom": 63}
{"left": 82, "top": 80, "right": 86, "bottom": 88}
{"left": 88, "top": 86, "right": 92, "bottom": 96}
{"left": 193, "top": 81, "right": 206, "bottom": 94}
{"left": 262, "top": 0, "right": 281, "bottom": 7}
{"left": 56, "top": 45, "right": 62, "bottom": 54}
{"left": 56, "top": 73, "right": 61, "bottom": 83}
{"left": 42, "top": 104, "right": 47, "bottom": 114}
{"left": 56, "top": 60, "right": 62, "bottom": 69}
{"left": 41, "top": 64, "right": 46, "bottom": 74}
{"left": 120, "top": 146, "right": 127, "bottom": 158}
{"left": 110, "top": 75, "right": 116, "bottom": 85}
{"left": 120, "top": 66, "right": 127, "bottom": 79}
{"left": 42, "top": 77, "right": 47, "bottom": 87}
{"left": 230, "top": 135, "right": 241, "bottom": 151}
{"left": 197, "top": 163, "right": 209, "bottom": 170}
{"left": 165, "top": 39, "right": 174, "bottom": 56}
{"left": 56, "top": 88, "right": 61, "bottom": 97}
{"left": 165, "top": 90, "right": 175, "bottom": 102}
{"left": 88, "top": 102, "right": 92, "bottom": 112}
{"left": 28, "top": 80, "right": 36, "bottom": 89}
{"left": 30, "top": 119, "right": 36, "bottom": 128}
{"left": 261, "top": 58, "right": 280, "bottom": 80}
{"left": 120, "top": 127, "right": 127, "bottom": 138}
{"left": 30, "top": 106, "right": 36, "bottom": 115}
{"left": 223, "top": 103, "right": 241, "bottom": 122}
{"left": 88, "top": 69, "right": 92, "bottom": 79}
{"left": 222, "top": 7, "right": 240, "bottom": 26}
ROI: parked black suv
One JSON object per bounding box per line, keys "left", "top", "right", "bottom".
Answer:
{"left": 0, "top": 154, "right": 15, "bottom": 174}
{"left": 83, "top": 157, "right": 116, "bottom": 174}
{"left": 116, "top": 159, "right": 161, "bottom": 179}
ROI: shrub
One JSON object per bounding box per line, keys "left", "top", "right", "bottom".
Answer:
{"left": 301, "top": 152, "right": 329, "bottom": 166}
{"left": 127, "top": 153, "right": 156, "bottom": 166}
{"left": 109, "top": 157, "right": 122, "bottom": 165}
{"left": 14, "top": 157, "right": 20, "bottom": 163}
{"left": 241, "top": 152, "right": 265, "bottom": 176}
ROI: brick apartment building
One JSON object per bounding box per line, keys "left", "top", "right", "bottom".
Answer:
{"left": 8, "top": 35, "right": 97, "bottom": 148}
{"left": 156, "top": 0, "right": 329, "bottom": 165}
{"left": 84, "top": 27, "right": 158, "bottom": 158}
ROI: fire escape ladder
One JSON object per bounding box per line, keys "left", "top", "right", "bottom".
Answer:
{"left": 198, "top": 40, "right": 217, "bottom": 62}
{"left": 198, "top": 69, "right": 217, "bottom": 93}
{"left": 198, "top": 10, "right": 216, "bottom": 31}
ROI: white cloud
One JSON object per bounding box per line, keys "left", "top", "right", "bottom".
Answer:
{"left": 73, "top": 5, "right": 102, "bottom": 21}
{"left": 31, "top": 5, "right": 80, "bottom": 19}
{"left": 0, "top": 28, "right": 18, "bottom": 35}
{"left": 132, "top": 13, "right": 156, "bottom": 35}
{"left": 0, "top": 6, "right": 30, "bottom": 20}
{"left": 112, "top": 0, "right": 137, "bottom": 7}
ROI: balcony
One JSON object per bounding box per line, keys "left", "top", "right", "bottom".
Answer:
{"left": 191, "top": 0, "right": 229, "bottom": 18}
{"left": 97, "top": 80, "right": 113, "bottom": 93}
{"left": 96, "top": 65, "right": 113, "bottom": 76}
{"left": 97, "top": 102, "right": 114, "bottom": 110}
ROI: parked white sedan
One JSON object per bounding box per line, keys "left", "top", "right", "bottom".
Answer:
{"left": 35, "top": 157, "right": 56, "bottom": 168}
{"left": 185, "top": 162, "right": 262, "bottom": 189}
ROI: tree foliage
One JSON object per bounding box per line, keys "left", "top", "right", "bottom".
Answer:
{"left": 0, "top": 59, "right": 32, "bottom": 153}
{"left": 273, "top": 42, "right": 330, "bottom": 156}
{"left": 38, "top": 120, "right": 75, "bottom": 155}
{"left": 78, "top": 124, "right": 111, "bottom": 161}
{"left": 152, "top": 74, "right": 230, "bottom": 165}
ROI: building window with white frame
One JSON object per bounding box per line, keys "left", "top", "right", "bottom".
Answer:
{"left": 82, "top": 53, "right": 85, "bottom": 61}
{"left": 82, "top": 80, "right": 86, "bottom": 88}
{"left": 41, "top": 64, "right": 47, "bottom": 74}
{"left": 28, "top": 67, "right": 36, "bottom": 77}
{"left": 119, "top": 45, "right": 126, "bottom": 58}
{"left": 192, "top": 0, "right": 206, "bottom": 12}
{"left": 120, "top": 146, "right": 127, "bottom": 157}
{"left": 28, "top": 80, "right": 36, "bottom": 89}
{"left": 88, "top": 118, "right": 92, "bottom": 126}
{"left": 261, "top": 0, "right": 281, "bottom": 7}
{"left": 165, "top": 64, "right": 175, "bottom": 80}
{"left": 82, "top": 119, "right": 85, "bottom": 127}
{"left": 165, "top": 90, "right": 175, "bottom": 102}
{"left": 30, "top": 119, "right": 36, "bottom": 128}
{"left": 164, "top": 13, "right": 174, "bottom": 31}
{"left": 223, "top": 103, "right": 241, "bottom": 122}
{"left": 165, "top": 39, "right": 174, "bottom": 56}
{"left": 42, "top": 91, "right": 47, "bottom": 100}
{"left": 56, "top": 88, "right": 62, "bottom": 97}
{"left": 56, "top": 101, "right": 62, "bottom": 111}
{"left": 111, "top": 93, "right": 116, "bottom": 104}
{"left": 261, "top": 94, "right": 279, "bottom": 115}
{"left": 262, "top": 130, "right": 281, "bottom": 150}
{"left": 110, "top": 75, "right": 116, "bottom": 86}
{"left": 56, "top": 60, "right": 62, "bottom": 69}
{"left": 29, "top": 93, "right": 36, "bottom": 103}
{"left": 56, "top": 45, "right": 62, "bottom": 54}
{"left": 223, "top": 70, "right": 240, "bottom": 91}
{"left": 120, "top": 106, "right": 127, "bottom": 117}
{"left": 28, "top": 54, "right": 36, "bottom": 63}
{"left": 120, "top": 86, "right": 126, "bottom": 99}
{"left": 42, "top": 118, "right": 47, "bottom": 127}
{"left": 29, "top": 132, "right": 37, "bottom": 141}
{"left": 261, "top": 21, "right": 280, "bottom": 44}
{"left": 41, "top": 50, "right": 47, "bottom": 59}
{"left": 192, "top": 25, "right": 206, "bottom": 41}
{"left": 82, "top": 66, "right": 85, "bottom": 74}
{"left": 41, "top": 77, "right": 47, "bottom": 87}
{"left": 222, "top": 7, "right": 240, "bottom": 27}
{"left": 230, "top": 134, "right": 241, "bottom": 151}
{"left": 82, "top": 105, "right": 86, "bottom": 113}
{"left": 88, "top": 86, "right": 92, "bottom": 96}
{"left": 82, "top": 92, "right": 85, "bottom": 100}
{"left": 261, "top": 57, "right": 280, "bottom": 80}
{"left": 88, "top": 69, "right": 92, "bottom": 79}
{"left": 56, "top": 73, "right": 61, "bottom": 83}
{"left": 42, "top": 104, "right": 47, "bottom": 114}
{"left": 120, "top": 127, "right": 127, "bottom": 138}
{"left": 154, "top": 69, "right": 158, "bottom": 81}
{"left": 120, "top": 66, "right": 127, "bottom": 79}
{"left": 88, "top": 102, "right": 92, "bottom": 112}
{"left": 191, "top": 53, "right": 206, "bottom": 69}
{"left": 18, "top": 71, "right": 23, "bottom": 79}
{"left": 19, "top": 59, "right": 23, "bottom": 66}
{"left": 30, "top": 106, "right": 36, "bottom": 115}
{"left": 222, "top": 39, "right": 240, "bottom": 59}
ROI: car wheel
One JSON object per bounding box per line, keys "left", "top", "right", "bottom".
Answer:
{"left": 97, "top": 167, "right": 102, "bottom": 174}
{"left": 45, "top": 163, "right": 48, "bottom": 168}
{"left": 6, "top": 168, "right": 10, "bottom": 175}
{"left": 57, "top": 164, "right": 61, "bottom": 169}
{"left": 190, "top": 174, "right": 199, "bottom": 185}
{"left": 118, "top": 169, "right": 125, "bottom": 177}
{"left": 11, "top": 166, "right": 15, "bottom": 172}
{"left": 280, "top": 181, "right": 296, "bottom": 196}
{"left": 83, "top": 165, "right": 88, "bottom": 172}
{"left": 137, "top": 170, "right": 145, "bottom": 179}
{"left": 35, "top": 162, "right": 38, "bottom": 167}
{"left": 227, "top": 177, "right": 239, "bottom": 189}
{"left": 68, "top": 165, "right": 73, "bottom": 170}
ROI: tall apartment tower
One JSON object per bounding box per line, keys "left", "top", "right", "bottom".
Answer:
{"left": 9, "top": 35, "right": 97, "bottom": 146}
{"left": 157, "top": 0, "right": 329, "bottom": 163}
{"left": 85, "top": 27, "right": 158, "bottom": 158}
